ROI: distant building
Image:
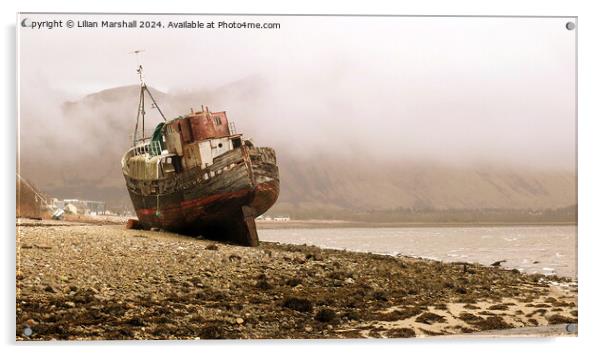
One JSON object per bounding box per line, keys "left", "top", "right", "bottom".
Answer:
{"left": 64, "top": 203, "right": 78, "bottom": 214}
{"left": 256, "top": 214, "right": 290, "bottom": 222}
{"left": 51, "top": 198, "right": 107, "bottom": 215}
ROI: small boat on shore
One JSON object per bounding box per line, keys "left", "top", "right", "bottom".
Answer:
{"left": 121, "top": 64, "right": 279, "bottom": 246}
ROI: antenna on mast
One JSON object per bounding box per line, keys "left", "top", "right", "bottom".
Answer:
{"left": 129, "top": 49, "right": 166, "bottom": 146}
{"left": 130, "top": 49, "right": 146, "bottom": 86}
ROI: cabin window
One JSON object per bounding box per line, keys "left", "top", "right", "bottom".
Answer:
{"left": 213, "top": 116, "right": 222, "bottom": 125}
{"left": 218, "top": 143, "right": 223, "bottom": 148}
{"left": 232, "top": 137, "right": 242, "bottom": 148}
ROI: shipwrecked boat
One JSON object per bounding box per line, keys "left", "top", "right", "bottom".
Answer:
{"left": 121, "top": 65, "right": 279, "bottom": 246}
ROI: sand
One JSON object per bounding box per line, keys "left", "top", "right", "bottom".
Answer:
{"left": 16, "top": 219, "right": 577, "bottom": 340}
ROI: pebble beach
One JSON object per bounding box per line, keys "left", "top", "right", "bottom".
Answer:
{"left": 16, "top": 219, "right": 578, "bottom": 340}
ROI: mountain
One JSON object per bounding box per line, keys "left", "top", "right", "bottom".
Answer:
{"left": 18, "top": 83, "right": 576, "bottom": 220}
{"left": 272, "top": 155, "right": 575, "bottom": 220}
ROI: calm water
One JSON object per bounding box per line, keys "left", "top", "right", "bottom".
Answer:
{"left": 259, "top": 225, "right": 577, "bottom": 278}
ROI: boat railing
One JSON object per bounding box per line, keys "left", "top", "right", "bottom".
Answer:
{"left": 128, "top": 140, "right": 164, "bottom": 159}
{"left": 149, "top": 140, "right": 163, "bottom": 156}
{"left": 131, "top": 142, "right": 149, "bottom": 157}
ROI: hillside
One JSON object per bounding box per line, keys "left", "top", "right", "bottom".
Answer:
{"left": 276, "top": 156, "right": 575, "bottom": 212}
{"left": 18, "top": 84, "right": 576, "bottom": 220}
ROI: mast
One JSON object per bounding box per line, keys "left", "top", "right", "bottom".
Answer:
{"left": 131, "top": 50, "right": 166, "bottom": 146}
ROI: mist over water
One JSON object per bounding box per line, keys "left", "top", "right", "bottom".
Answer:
{"left": 18, "top": 15, "right": 576, "bottom": 209}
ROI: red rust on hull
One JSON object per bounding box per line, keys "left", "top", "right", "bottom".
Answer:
{"left": 127, "top": 160, "right": 279, "bottom": 247}
{"left": 137, "top": 188, "right": 253, "bottom": 216}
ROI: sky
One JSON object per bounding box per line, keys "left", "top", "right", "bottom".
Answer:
{"left": 18, "top": 14, "right": 576, "bottom": 170}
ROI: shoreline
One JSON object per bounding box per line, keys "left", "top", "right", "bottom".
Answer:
{"left": 258, "top": 241, "right": 578, "bottom": 282}
{"left": 16, "top": 219, "right": 577, "bottom": 340}
{"left": 16, "top": 216, "right": 576, "bottom": 230}
{"left": 17, "top": 218, "right": 578, "bottom": 279}
{"left": 257, "top": 220, "right": 577, "bottom": 230}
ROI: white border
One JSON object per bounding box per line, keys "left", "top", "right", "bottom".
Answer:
{"left": 3, "top": 1, "right": 600, "bottom": 353}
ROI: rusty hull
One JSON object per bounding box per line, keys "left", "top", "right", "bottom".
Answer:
{"left": 124, "top": 146, "right": 279, "bottom": 246}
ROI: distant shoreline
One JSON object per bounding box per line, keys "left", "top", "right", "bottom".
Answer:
{"left": 17, "top": 216, "right": 577, "bottom": 230}
{"left": 257, "top": 220, "right": 577, "bottom": 229}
